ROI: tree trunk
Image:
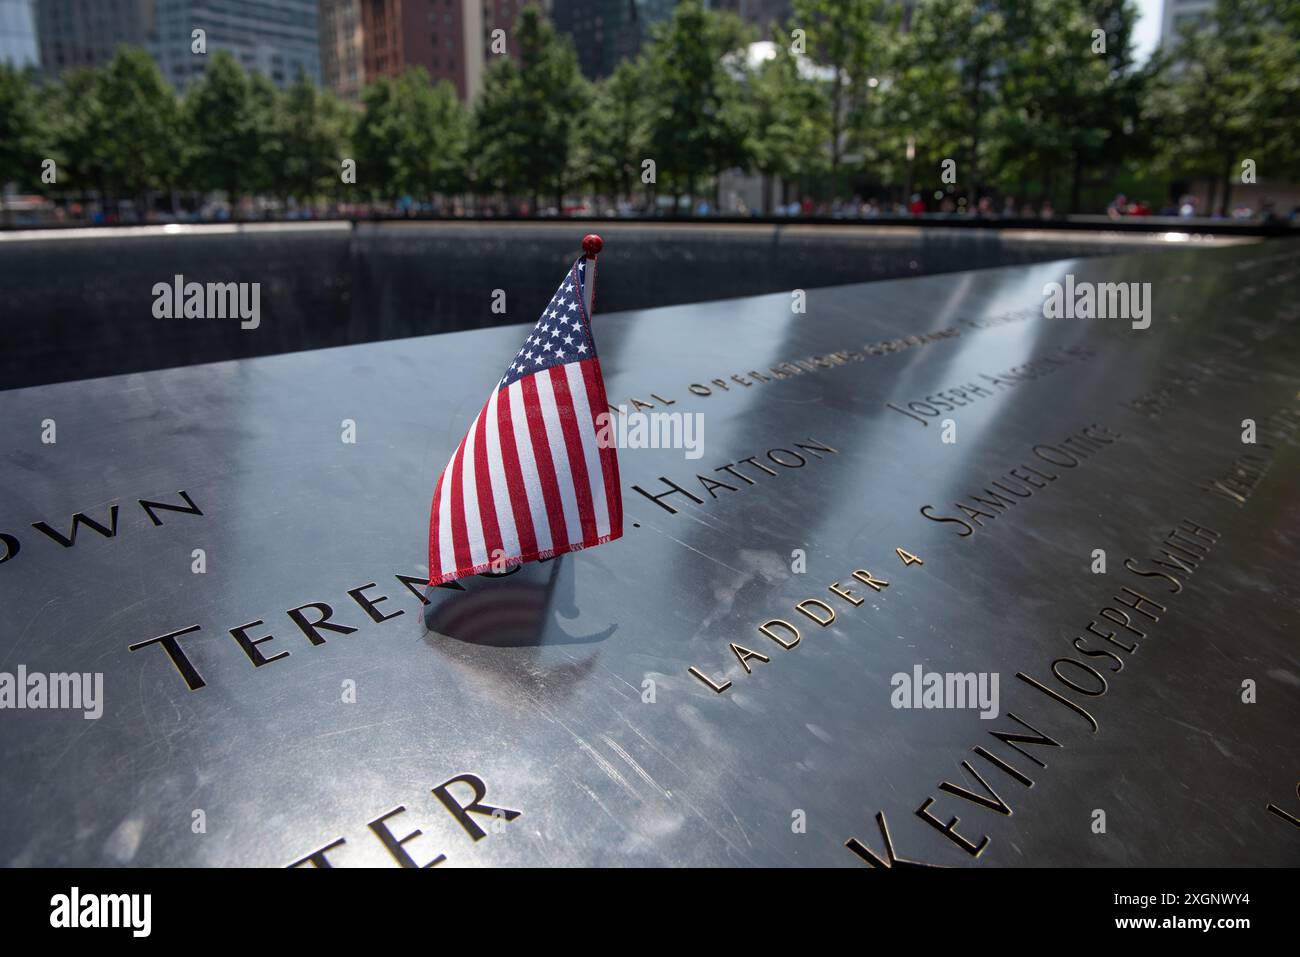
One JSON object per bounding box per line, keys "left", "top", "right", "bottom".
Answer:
{"left": 1069, "top": 152, "right": 1084, "bottom": 215}
{"left": 830, "top": 69, "right": 845, "bottom": 181}
{"left": 1219, "top": 158, "right": 1233, "bottom": 217}
{"left": 969, "top": 62, "right": 983, "bottom": 197}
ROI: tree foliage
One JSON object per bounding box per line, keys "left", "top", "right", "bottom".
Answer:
{"left": 0, "top": 0, "right": 1294, "bottom": 219}
{"left": 0, "top": 63, "right": 45, "bottom": 195}
{"left": 575, "top": 58, "right": 649, "bottom": 202}
{"left": 791, "top": 0, "right": 898, "bottom": 184}
{"left": 749, "top": 32, "right": 828, "bottom": 210}
{"left": 356, "top": 69, "right": 467, "bottom": 201}
{"left": 276, "top": 70, "right": 353, "bottom": 201}
{"left": 473, "top": 7, "right": 585, "bottom": 209}
{"left": 184, "top": 50, "right": 274, "bottom": 199}
{"left": 1149, "top": 0, "right": 1300, "bottom": 214}
{"left": 642, "top": 0, "right": 753, "bottom": 207}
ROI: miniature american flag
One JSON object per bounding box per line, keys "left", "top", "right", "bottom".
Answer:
{"left": 427, "top": 235, "right": 622, "bottom": 585}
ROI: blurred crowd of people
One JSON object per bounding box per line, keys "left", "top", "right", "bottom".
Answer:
{"left": 744, "top": 192, "right": 1295, "bottom": 223}
{"left": 5, "top": 191, "right": 1298, "bottom": 228}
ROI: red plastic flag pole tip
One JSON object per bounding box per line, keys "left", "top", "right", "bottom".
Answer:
{"left": 582, "top": 233, "right": 604, "bottom": 259}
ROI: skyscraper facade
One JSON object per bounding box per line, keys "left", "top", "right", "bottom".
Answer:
{"left": 0, "top": 0, "right": 39, "bottom": 68}
{"left": 361, "top": 0, "right": 469, "bottom": 96}
{"left": 36, "top": 0, "right": 321, "bottom": 87}
{"left": 472, "top": 0, "right": 526, "bottom": 99}
{"left": 347, "top": 0, "right": 525, "bottom": 102}
{"left": 35, "top": 0, "right": 155, "bottom": 75}
{"left": 320, "top": 0, "right": 365, "bottom": 100}
{"left": 550, "top": 0, "right": 673, "bottom": 80}
{"left": 151, "top": 0, "right": 321, "bottom": 88}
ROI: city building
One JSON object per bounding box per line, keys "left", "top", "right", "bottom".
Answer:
{"left": 0, "top": 0, "right": 39, "bottom": 68}
{"left": 550, "top": 0, "right": 672, "bottom": 80}
{"left": 473, "top": 0, "right": 528, "bottom": 99}
{"left": 350, "top": 0, "right": 526, "bottom": 103}
{"left": 710, "top": 0, "right": 791, "bottom": 34}
{"left": 1159, "top": 0, "right": 1214, "bottom": 49}
{"left": 36, "top": 0, "right": 321, "bottom": 87}
{"left": 35, "top": 0, "right": 155, "bottom": 75}
{"left": 361, "top": 0, "right": 469, "bottom": 98}
{"left": 1156, "top": 0, "right": 1298, "bottom": 216}
{"left": 319, "top": 0, "right": 365, "bottom": 101}
{"left": 151, "top": 0, "right": 321, "bottom": 88}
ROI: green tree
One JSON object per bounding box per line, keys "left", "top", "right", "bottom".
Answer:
{"left": 642, "top": 0, "right": 752, "bottom": 212}
{"left": 791, "top": 0, "right": 897, "bottom": 195}
{"left": 877, "top": 4, "right": 966, "bottom": 203}
{"left": 473, "top": 7, "right": 585, "bottom": 211}
{"left": 48, "top": 68, "right": 110, "bottom": 202}
{"left": 248, "top": 72, "right": 284, "bottom": 199}
{"left": 1256, "top": 1, "right": 1300, "bottom": 182}
{"left": 355, "top": 69, "right": 467, "bottom": 205}
{"left": 905, "top": 0, "right": 1010, "bottom": 200}
{"left": 277, "top": 70, "right": 352, "bottom": 202}
{"left": 1151, "top": 0, "right": 1300, "bottom": 215}
{"left": 79, "top": 49, "right": 180, "bottom": 213}
{"left": 992, "top": 0, "right": 1147, "bottom": 213}
{"left": 575, "top": 58, "right": 649, "bottom": 206}
{"left": 749, "top": 32, "right": 829, "bottom": 212}
{"left": 183, "top": 51, "right": 273, "bottom": 207}
{"left": 353, "top": 75, "right": 404, "bottom": 201}
{"left": 0, "top": 64, "right": 43, "bottom": 222}
{"left": 395, "top": 69, "right": 469, "bottom": 200}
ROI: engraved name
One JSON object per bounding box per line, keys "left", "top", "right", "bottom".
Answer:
{"left": 290, "top": 772, "right": 520, "bottom": 868}
{"left": 844, "top": 517, "right": 1222, "bottom": 867}
{"left": 919, "top": 424, "right": 1123, "bottom": 538}
{"left": 631, "top": 437, "right": 838, "bottom": 516}
{"left": 0, "top": 490, "right": 202, "bottom": 566}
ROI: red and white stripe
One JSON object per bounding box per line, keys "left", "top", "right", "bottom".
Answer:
{"left": 428, "top": 357, "right": 622, "bottom": 585}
